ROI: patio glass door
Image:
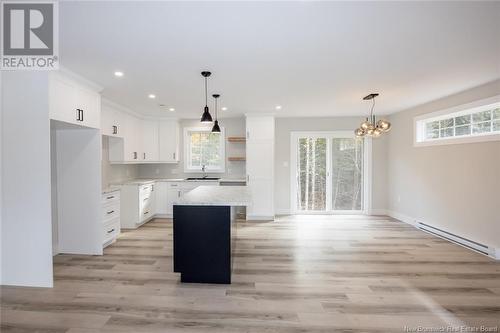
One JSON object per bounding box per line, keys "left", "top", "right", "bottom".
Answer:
{"left": 292, "top": 132, "right": 367, "bottom": 214}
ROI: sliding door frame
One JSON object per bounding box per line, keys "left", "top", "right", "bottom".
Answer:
{"left": 290, "top": 131, "right": 372, "bottom": 215}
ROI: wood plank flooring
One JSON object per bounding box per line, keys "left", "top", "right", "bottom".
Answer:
{"left": 2, "top": 215, "right": 500, "bottom": 332}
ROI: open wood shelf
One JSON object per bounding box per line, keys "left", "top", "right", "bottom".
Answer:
{"left": 228, "top": 157, "right": 246, "bottom": 162}
{"left": 227, "top": 137, "right": 246, "bottom": 143}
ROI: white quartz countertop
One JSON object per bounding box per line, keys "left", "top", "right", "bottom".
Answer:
{"left": 174, "top": 186, "right": 251, "bottom": 206}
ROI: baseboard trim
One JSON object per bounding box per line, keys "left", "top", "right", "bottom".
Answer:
{"left": 274, "top": 209, "right": 291, "bottom": 215}
{"left": 386, "top": 210, "right": 499, "bottom": 260}
{"left": 368, "top": 209, "right": 388, "bottom": 216}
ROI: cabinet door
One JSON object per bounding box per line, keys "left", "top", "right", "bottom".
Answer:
{"left": 77, "top": 88, "right": 100, "bottom": 129}
{"left": 122, "top": 114, "right": 139, "bottom": 162}
{"left": 159, "top": 120, "right": 179, "bottom": 162}
{"left": 101, "top": 106, "right": 116, "bottom": 136}
{"left": 246, "top": 116, "right": 274, "bottom": 142}
{"left": 155, "top": 182, "right": 168, "bottom": 215}
{"left": 166, "top": 188, "right": 180, "bottom": 215}
{"left": 246, "top": 142, "right": 273, "bottom": 179}
{"left": 247, "top": 179, "right": 273, "bottom": 217}
{"left": 141, "top": 120, "right": 159, "bottom": 162}
{"left": 49, "top": 76, "right": 78, "bottom": 125}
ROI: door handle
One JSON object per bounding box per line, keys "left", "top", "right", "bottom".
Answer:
{"left": 112, "top": 125, "right": 117, "bottom": 134}
{"left": 173, "top": 152, "right": 176, "bottom": 160}
{"left": 143, "top": 153, "right": 146, "bottom": 160}
{"left": 80, "top": 109, "right": 83, "bottom": 121}
{"left": 133, "top": 152, "right": 137, "bottom": 159}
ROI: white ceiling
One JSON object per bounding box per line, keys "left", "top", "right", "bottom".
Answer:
{"left": 59, "top": 1, "right": 500, "bottom": 118}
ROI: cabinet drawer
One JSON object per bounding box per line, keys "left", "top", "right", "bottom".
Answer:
{"left": 102, "top": 191, "right": 120, "bottom": 205}
{"left": 102, "top": 202, "right": 120, "bottom": 222}
{"left": 139, "top": 184, "right": 153, "bottom": 197}
{"left": 167, "top": 182, "right": 183, "bottom": 188}
{"left": 103, "top": 218, "right": 120, "bottom": 245}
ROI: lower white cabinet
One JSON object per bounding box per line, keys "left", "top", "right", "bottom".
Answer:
{"left": 116, "top": 182, "right": 156, "bottom": 229}
{"left": 102, "top": 190, "right": 121, "bottom": 247}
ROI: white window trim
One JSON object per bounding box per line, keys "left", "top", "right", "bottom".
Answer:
{"left": 414, "top": 95, "right": 500, "bottom": 147}
{"left": 289, "top": 131, "right": 372, "bottom": 215}
{"left": 183, "top": 126, "right": 226, "bottom": 173}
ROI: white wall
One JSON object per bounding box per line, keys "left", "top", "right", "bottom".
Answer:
{"left": 1, "top": 71, "right": 53, "bottom": 287}
{"left": 387, "top": 79, "right": 500, "bottom": 250}
{"left": 274, "top": 117, "right": 388, "bottom": 214}
{"left": 138, "top": 117, "right": 246, "bottom": 179}
{"left": 101, "top": 136, "right": 138, "bottom": 188}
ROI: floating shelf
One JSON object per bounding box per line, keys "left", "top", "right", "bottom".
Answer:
{"left": 227, "top": 137, "right": 246, "bottom": 143}
{"left": 228, "top": 157, "right": 246, "bottom": 162}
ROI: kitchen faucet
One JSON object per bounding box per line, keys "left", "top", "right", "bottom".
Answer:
{"left": 202, "top": 165, "right": 207, "bottom": 178}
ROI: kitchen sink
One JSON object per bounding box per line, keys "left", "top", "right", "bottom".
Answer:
{"left": 185, "top": 177, "right": 221, "bottom": 181}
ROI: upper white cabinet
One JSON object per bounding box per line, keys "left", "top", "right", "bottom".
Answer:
{"left": 49, "top": 73, "right": 101, "bottom": 129}
{"left": 103, "top": 103, "right": 179, "bottom": 164}
{"left": 159, "top": 120, "right": 179, "bottom": 162}
{"left": 141, "top": 120, "right": 159, "bottom": 162}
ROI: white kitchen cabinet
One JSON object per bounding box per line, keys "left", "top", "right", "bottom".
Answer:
{"left": 101, "top": 104, "right": 124, "bottom": 137}
{"left": 108, "top": 112, "right": 142, "bottom": 163}
{"left": 49, "top": 73, "right": 101, "bottom": 129}
{"left": 116, "top": 182, "right": 155, "bottom": 229}
{"left": 141, "top": 120, "right": 159, "bottom": 162}
{"left": 246, "top": 115, "right": 274, "bottom": 220}
{"left": 159, "top": 120, "right": 179, "bottom": 162}
{"left": 102, "top": 190, "right": 120, "bottom": 247}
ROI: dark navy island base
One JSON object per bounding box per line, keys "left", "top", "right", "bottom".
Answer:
{"left": 173, "top": 205, "right": 236, "bottom": 284}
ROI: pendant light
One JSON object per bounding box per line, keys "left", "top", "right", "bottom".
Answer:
{"left": 211, "top": 94, "right": 221, "bottom": 133}
{"left": 200, "top": 71, "right": 213, "bottom": 123}
{"left": 354, "top": 93, "right": 391, "bottom": 138}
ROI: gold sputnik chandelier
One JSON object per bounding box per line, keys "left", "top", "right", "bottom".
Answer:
{"left": 355, "top": 93, "right": 391, "bottom": 138}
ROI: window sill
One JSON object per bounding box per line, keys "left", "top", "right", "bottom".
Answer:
{"left": 414, "top": 133, "right": 500, "bottom": 147}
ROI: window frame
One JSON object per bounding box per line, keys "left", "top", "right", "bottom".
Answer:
{"left": 183, "top": 126, "right": 226, "bottom": 173}
{"left": 414, "top": 95, "right": 500, "bottom": 147}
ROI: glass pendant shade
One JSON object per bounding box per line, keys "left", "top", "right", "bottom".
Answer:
{"left": 354, "top": 128, "right": 365, "bottom": 137}
{"left": 212, "top": 120, "right": 221, "bottom": 133}
{"left": 377, "top": 119, "right": 391, "bottom": 132}
{"left": 201, "top": 105, "right": 213, "bottom": 123}
{"left": 360, "top": 120, "right": 370, "bottom": 130}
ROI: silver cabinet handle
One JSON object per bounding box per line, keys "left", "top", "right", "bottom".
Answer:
{"left": 112, "top": 125, "right": 117, "bottom": 134}
{"left": 133, "top": 152, "right": 137, "bottom": 159}
{"left": 107, "top": 228, "right": 115, "bottom": 234}
{"left": 173, "top": 152, "right": 176, "bottom": 160}
{"left": 106, "top": 196, "right": 114, "bottom": 200}
{"left": 144, "top": 211, "right": 149, "bottom": 215}
{"left": 143, "top": 153, "right": 146, "bottom": 160}
{"left": 106, "top": 210, "right": 114, "bottom": 215}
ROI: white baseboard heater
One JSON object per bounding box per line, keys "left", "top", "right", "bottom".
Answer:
{"left": 417, "top": 221, "right": 496, "bottom": 258}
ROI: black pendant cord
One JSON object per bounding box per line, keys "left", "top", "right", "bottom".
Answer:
{"left": 205, "top": 77, "right": 208, "bottom": 107}
{"left": 214, "top": 97, "right": 218, "bottom": 120}
{"left": 369, "top": 97, "right": 376, "bottom": 123}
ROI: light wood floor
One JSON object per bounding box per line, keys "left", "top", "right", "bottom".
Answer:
{"left": 2, "top": 216, "right": 500, "bottom": 332}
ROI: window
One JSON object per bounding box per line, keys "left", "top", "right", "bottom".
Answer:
{"left": 415, "top": 96, "right": 500, "bottom": 146}
{"left": 184, "top": 127, "right": 225, "bottom": 172}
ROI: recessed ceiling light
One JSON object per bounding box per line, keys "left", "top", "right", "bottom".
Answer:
{"left": 275, "top": 105, "right": 282, "bottom": 110}
{"left": 114, "top": 71, "right": 124, "bottom": 77}
{"left": 148, "top": 94, "right": 156, "bottom": 99}
{"left": 221, "top": 107, "right": 228, "bottom": 111}
{"left": 168, "top": 108, "right": 175, "bottom": 112}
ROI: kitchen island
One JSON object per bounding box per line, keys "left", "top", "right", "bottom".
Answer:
{"left": 173, "top": 186, "right": 251, "bottom": 284}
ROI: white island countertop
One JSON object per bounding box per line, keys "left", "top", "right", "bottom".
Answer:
{"left": 174, "top": 186, "right": 251, "bottom": 206}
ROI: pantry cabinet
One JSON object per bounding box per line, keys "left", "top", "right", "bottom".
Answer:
{"left": 49, "top": 73, "right": 101, "bottom": 129}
